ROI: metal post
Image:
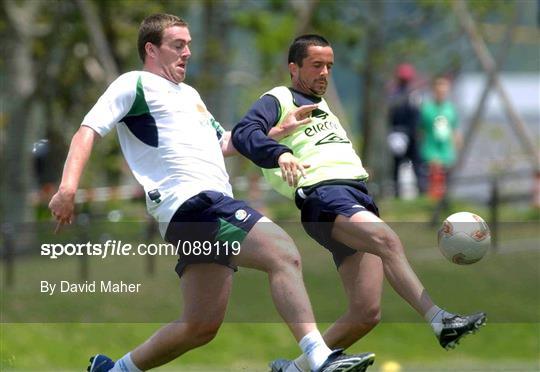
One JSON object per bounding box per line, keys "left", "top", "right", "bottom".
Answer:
{"left": 489, "top": 176, "right": 499, "bottom": 252}
{"left": 78, "top": 213, "right": 90, "bottom": 280}
{"left": 2, "top": 223, "right": 15, "bottom": 288}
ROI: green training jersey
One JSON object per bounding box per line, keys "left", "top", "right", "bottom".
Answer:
{"left": 419, "top": 100, "right": 458, "bottom": 166}
{"left": 261, "top": 86, "right": 369, "bottom": 199}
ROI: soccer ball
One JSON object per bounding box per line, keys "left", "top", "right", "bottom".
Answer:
{"left": 438, "top": 212, "right": 491, "bottom": 265}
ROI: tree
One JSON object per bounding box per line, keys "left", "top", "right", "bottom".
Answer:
{"left": 2, "top": 0, "right": 45, "bottom": 226}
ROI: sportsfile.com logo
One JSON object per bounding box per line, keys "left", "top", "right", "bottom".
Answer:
{"left": 40, "top": 239, "right": 241, "bottom": 259}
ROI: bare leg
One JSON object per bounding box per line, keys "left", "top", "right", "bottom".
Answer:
{"left": 323, "top": 251, "right": 384, "bottom": 349}
{"left": 125, "top": 219, "right": 325, "bottom": 370}
{"left": 332, "top": 211, "right": 434, "bottom": 317}
{"left": 289, "top": 251, "right": 383, "bottom": 371}
{"left": 232, "top": 219, "right": 318, "bottom": 341}
{"left": 131, "top": 263, "right": 233, "bottom": 370}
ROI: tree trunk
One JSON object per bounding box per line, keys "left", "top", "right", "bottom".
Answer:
{"left": 198, "top": 0, "right": 231, "bottom": 124}
{"left": 1, "top": 0, "right": 40, "bottom": 226}
{"left": 360, "top": 1, "right": 388, "bottom": 191}
{"left": 453, "top": 0, "right": 539, "bottom": 171}
{"left": 76, "top": 0, "right": 119, "bottom": 83}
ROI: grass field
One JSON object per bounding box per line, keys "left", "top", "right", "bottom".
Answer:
{"left": 2, "top": 323, "right": 539, "bottom": 371}
{"left": 1, "top": 200, "right": 539, "bottom": 371}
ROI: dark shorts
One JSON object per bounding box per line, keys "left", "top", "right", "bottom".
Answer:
{"left": 295, "top": 179, "right": 380, "bottom": 268}
{"left": 165, "top": 191, "right": 262, "bottom": 278}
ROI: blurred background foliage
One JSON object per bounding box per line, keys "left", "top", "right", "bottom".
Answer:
{"left": 0, "top": 0, "right": 538, "bottom": 226}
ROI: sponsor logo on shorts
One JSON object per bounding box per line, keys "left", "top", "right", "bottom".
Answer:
{"left": 235, "top": 209, "right": 249, "bottom": 221}
{"left": 352, "top": 204, "right": 365, "bottom": 209}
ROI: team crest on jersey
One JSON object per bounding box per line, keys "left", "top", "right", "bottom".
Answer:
{"left": 315, "top": 132, "right": 350, "bottom": 145}
{"left": 196, "top": 104, "right": 207, "bottom": 114}
{"left": 235, "top": 209, "right": 249, "bottom": 221}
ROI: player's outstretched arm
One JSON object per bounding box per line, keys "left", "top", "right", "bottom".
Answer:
{"left": 49, "top": 125, "right": 99, "bottom": 229}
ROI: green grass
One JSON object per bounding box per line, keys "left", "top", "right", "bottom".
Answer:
{"left": 1, "top": 323, "right": 539, "bottom": 371}
{"left": 2, "top": 222, "right": 538, "bottom": 323}
{"left": 1, "top": 199, "right": 539, "bottom": 371}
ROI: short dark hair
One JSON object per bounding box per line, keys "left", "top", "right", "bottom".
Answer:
{"left": 288, "top": 34, "right": 330, "bottom": 67}
{"left": 138, "top": 14, "right": 188, "bottom": 62}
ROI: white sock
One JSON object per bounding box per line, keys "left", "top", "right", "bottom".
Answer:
{"left": 110, "top": 352, "right": 143, "bottom": 372}
{"left": 297, "top": 330, "right": 332, "bottom": 371}
{"left": 290, "top": 354, "right": 310, "bottom": 372}
{"left": 425, "top": 305, "right": 454, "bottom": 336}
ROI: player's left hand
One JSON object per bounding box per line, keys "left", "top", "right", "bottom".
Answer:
{"left": 269, "top": 104, "right": 318, "bottom": 140}
{"left": 277, "top": 152, "right": 310, "bottom": 187}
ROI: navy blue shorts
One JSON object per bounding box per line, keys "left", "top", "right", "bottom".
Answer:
{"left": 165, "top": 191, "right": 262, "bottom": 278}
{"left": 295, "top": 180, "right": 380, "bottom": 268}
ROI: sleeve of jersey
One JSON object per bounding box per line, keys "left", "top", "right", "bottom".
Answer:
{"left": 189, "top": 87, "right": 225, "bottom": 142}
{"left": 212, "top": 117, "right": 226, "bottom": 143}
{"left": 231, "top": 95, "right": 292, "bottom": 169}
{"left": 81, "top": 73, "right": 136, "bottom": 137}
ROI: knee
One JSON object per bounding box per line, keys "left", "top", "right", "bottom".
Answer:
{"left": 349, "top": 304, "right": 382, "bottom": 330}
{"left": 184, "top": 321, "right": 221, "bottom": 347}
{"left": 360, "top": 306, "right": 382, "bottom": 329}
{"left": 370, "top": 225, "right": 403, "bottom": 260}
{"left": 265, "top": 230, "right": 302, "bottom": 273}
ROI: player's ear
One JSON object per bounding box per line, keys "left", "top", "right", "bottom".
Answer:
{"left": 145, "top": 42, "right": 157, "bottom": 59}
{"left": 288, "top": 62, "right": 298, "bottom": 77}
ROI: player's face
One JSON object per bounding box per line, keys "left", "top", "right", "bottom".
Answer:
{"left": 434, "top": 78, "right": 450, "bottom": 102}
{"left": 151, "top": 26, "right": 192, "bottom": 84}
{"left": 290, "top": 45, "right": 334, "bottom": 97}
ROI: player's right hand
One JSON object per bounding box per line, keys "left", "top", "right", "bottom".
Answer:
{"left": 269, "top": 104, "right": 318, "bottom": 140}
{"left": 277, "top": 152, "right": 310, "bottom": 188}
{"left": 48, "top": 190, "right": 75, "bottom": 233}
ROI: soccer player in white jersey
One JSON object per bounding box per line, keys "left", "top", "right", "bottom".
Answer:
{"left": 49, "top": 14, "right": 375, "bottom": 372}
{"left": 232, "top": 34, "right": 487, "bottom": 372}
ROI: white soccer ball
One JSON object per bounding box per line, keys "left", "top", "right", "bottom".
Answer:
{"left": 438, "top": 212, "right": 491, "bottom": 265}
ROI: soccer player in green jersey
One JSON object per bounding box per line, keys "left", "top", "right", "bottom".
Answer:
{"left": 232, "top": 34, "right": 486, "bottom": 372}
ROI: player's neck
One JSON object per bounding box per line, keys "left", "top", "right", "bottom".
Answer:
{"left": 143, "top": 66, "right": 181, "bottom": 86}
{"left": 290, "top": 87, "right": 322, "bottom": 102}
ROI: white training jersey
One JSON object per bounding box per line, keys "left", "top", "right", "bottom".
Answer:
{"left": 82, "top": 71, "right": 233, "bottom": 236}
